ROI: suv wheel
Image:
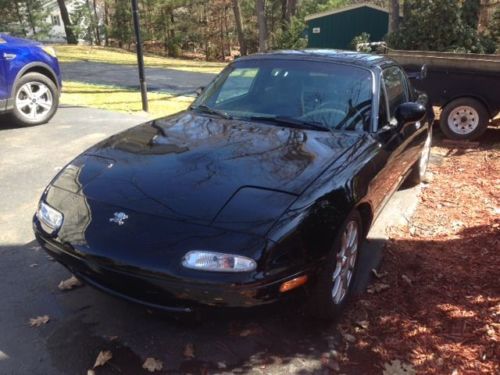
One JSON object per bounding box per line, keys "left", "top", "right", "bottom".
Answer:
{"left": 12, "top": 72, "right": 58, "bottom": 126}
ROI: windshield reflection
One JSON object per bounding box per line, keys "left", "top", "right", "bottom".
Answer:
{"left": 193, "top": 59, "right": 373, "bottom": 132}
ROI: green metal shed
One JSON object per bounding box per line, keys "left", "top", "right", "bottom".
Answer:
{"left": 305, "top": 3, "right": 390, "bottom": 50}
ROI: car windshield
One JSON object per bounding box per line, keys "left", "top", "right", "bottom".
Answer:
{"left": 192, "top": 58, "right": 373, "bottom": 132}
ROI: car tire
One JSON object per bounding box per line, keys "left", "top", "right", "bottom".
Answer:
{"left": 309, "top": 210, "right": 363, "bottom": 320}
{"left": 439, "top": 98, "right": 489, "bottom": 140}
{"left": 404, "top": 129, "right": 432, "bottom": 187}
{"left": 11, "top": 72, "right": 59, "bottom": 126}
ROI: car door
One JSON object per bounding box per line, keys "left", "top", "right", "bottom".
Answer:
{"left": 368, "top": 66, "right": 421, "bottom": 216}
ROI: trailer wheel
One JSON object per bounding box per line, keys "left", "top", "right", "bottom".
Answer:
{"left": 440, "top": 98, "right": 489, "bottom": 140}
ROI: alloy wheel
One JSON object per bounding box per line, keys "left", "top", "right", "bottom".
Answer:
{"left": 332, "top": 220, "right": 358, "bottom": 304}
{"left": 15, "top": 82, "right": 53, "bottom": 121}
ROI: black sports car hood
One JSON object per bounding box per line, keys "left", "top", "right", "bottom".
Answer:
{"left": 51, "top": 111, "right": 361, "bottom": 235}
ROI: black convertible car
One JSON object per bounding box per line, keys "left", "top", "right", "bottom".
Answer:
{"left": 34, "top": 50, "right": 432, "bottom": 318}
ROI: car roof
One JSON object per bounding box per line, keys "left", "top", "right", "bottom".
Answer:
{"left": 238, "top": 49, "right": 396, "bottom": 69}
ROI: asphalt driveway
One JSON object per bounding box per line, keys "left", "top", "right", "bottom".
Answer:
{"left": 0, "top": 107, "right": 420, "bottom": 374}
{"left": 61, "top": 61, "right": 216, "bottom": 94}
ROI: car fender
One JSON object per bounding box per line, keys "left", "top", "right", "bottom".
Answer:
{"left": 11, "top": 61, "right": 61, "bottom": 95}
{"left": 262, "top": 136, "right": 378, "bottom": 277}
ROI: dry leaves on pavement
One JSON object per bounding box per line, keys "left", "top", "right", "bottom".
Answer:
{"left": 142, "top": 357, "right": 163, "bottom": 372}
{"left": 183, "top": 343, "right": 195, "bottom": 359}
{"left": 58, "top": 275, "right": 82, "bottom": 291}
{"left": 29, "top": 315, "right": 49, "bottom": 327}
{"left": 92, "top": 350, "right": 112, "bottom": 369}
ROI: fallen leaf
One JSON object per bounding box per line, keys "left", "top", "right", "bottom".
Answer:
{"left": 142, "top": 357, "right": 163, "bottom": 372}
{"left": 371, "top": 268, "right": 387, "bottom": 279}
{"left": 343, "top": 333, "right": 356, "bottom": 343}
{"left": 29, "top": 315, "right": 50, "bottom": 327}
{"left": 183, "top": 343, "right": 195, "bottom": 358}
{"left": 401, "top": 274, "right": 413, "bottom": 286}
{"left": 382, "top": 360, "right": 416, "bottom": 375}
{"left": 93, "top": 350, "right": 112, "bottom": 368}
{"left": 367, "top": 283, "right": 390, "bottom": 294}
{"left": 58, "top": 275, "right": 82, "bottom": 291}
{"left": 355, "top": 320, "right": 369, "bottom": 330}
{"left": 321, "top": 353, "right": 340, "bottom": 371}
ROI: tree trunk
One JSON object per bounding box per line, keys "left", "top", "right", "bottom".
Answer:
{"left": 92, "top": 0, "right": 101, "bottom": 45}
{"left": 25, "top": 0, "right": 37, "bottom": 37}
{"left": 231, "top": 0, "right": 247, "bottom": 55}
{"left": 56, "top": 0, "right": 78, "bottom": 44}
{"left": 14, "top": 1, "right": 27, "bottom": 36}
{"left": 104, "top": 0, "right": 109, "bottom": 46}
{"left": 390, "top": 0, "right": 400, "bottom": 32}
{"left": 285, "top": 0, "right": 297, "bottom": 23}
{"left": 256, "top": 0, "right": 267, "bottom": 52}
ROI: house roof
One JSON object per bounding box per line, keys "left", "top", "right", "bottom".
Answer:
{"left": 305, "top": 3, "right": 390, "bottom": 22}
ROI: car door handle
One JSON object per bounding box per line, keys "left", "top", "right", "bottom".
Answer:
{"left": 3, "top": 53, "right": 16, "bottom": 60}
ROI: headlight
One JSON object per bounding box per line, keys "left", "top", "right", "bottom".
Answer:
{"left": 36, "top": 202, "right": 63, "bottom": 230}
{"left": 182, "top": 251, "right": 257, "bottom": 272}
{"left": 41, "top": 46, "right": 57, "bottom": 58}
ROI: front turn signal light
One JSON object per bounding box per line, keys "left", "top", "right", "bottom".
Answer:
{"left": 279, "top": 275, "right": 308, "bottom": 293}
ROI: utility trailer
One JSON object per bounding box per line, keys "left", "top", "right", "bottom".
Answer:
{"left": 387, "top": 50, "right": 500, "bottom": 140}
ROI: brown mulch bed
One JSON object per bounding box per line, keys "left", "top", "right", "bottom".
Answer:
{"left": 339, "top": 130, "right": 500, "bottom": 374}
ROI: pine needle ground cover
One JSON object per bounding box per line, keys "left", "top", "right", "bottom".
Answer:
{"left": 337, "top": 128, "right": 499, "bottom": 374}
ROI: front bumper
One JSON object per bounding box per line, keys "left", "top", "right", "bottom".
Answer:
{"left": 34, "top": 226, "right": 309, "bottom": 313}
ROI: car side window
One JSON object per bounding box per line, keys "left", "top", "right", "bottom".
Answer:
{"left": 382, "top": 67, "right": 408, "bottom": 118}
{"left": 378, "top": 84, "right": 389, "bottom": 128}
{"left": 215, "top": 68, "right": 258, "bottom": 104}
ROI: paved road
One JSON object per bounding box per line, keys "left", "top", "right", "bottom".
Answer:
{"left": 0, "top": 107, "right": 420, "bottom": 374}
{"left": 61, "top": 61, "right": 216, "bottom": 94}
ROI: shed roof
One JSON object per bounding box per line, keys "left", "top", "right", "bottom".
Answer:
{"left": 305, "top": 3, "right": 389, "bottom": 22}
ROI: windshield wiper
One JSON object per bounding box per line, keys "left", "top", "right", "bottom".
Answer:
{"left": 249, "top": 115, "right": 330, "bottom": 132}
{"left": 191, "top": 104, "right": 232, "bottom": 119}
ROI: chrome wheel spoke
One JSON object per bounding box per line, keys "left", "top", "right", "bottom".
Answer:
{"left": 34, "top": 85, "right": 49, "bottom": 98}
{"left": 29, "top": 104, "right": 37, "bottom": 119}
{"left": 37, "top": 100, "right": 52, "bottom": 110}
{"left": 16, "top": 99, "right": 31, "bottom": 109}
{"left": 24, "top": 84, "right": 34, "bottom": 97}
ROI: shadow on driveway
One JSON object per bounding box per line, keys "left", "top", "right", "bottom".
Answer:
{"left": 61, "top": 61, "right": 216, "bottom": 94}
{"left": 0, "top": 235, "right": 384, "bottom": 375}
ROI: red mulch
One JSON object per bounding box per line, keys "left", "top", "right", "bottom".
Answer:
{"left": 339, "top": 130, "right": 500, "bottom": 374}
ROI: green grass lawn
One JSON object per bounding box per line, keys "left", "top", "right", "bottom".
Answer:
{"left": 61, "top": 81, "right": 194, "bottom": 118}
{"left": 54, "top": 45, "right": 225, "bottom": 74}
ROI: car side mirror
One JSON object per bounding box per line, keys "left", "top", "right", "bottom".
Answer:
{"left": 195, "top": 86, "right": 205, "bottom": 96}
{"left": 407, "top": 64, "right": 427, "bottom": 80}
{"left": 419, "top": 64, "right": 428, "bottom": 80}
{"left": 395, "top": 102, "right": 426, "bottom": 130}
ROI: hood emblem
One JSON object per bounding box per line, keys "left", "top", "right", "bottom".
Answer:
{"left": 109, "top": 212, "right": 128, "bottom": 226}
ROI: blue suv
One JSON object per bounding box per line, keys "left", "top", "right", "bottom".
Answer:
{"left": 0, "top": 34, "right": 62, "bottom": 126}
